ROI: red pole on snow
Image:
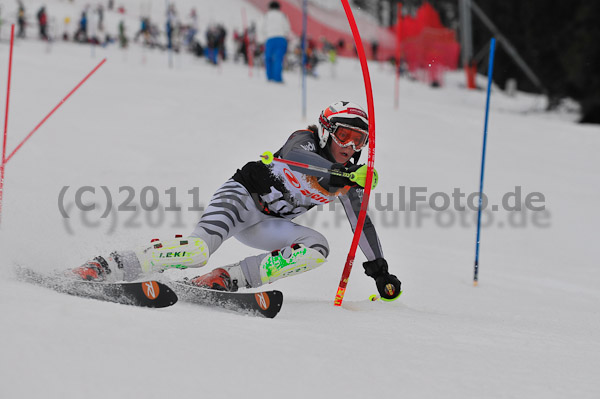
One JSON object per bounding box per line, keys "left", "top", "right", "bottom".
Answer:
{"left": 334, "top": 0, "right": 376, "bottom": 306}
{"left": 0, "top": 46, "right": 105, "bottom": 227}
{"left": 0, "top": 25, "right": 15, "bottom": 227}
{"left": 5, "top": 58, "right": 107, "bottom": 163}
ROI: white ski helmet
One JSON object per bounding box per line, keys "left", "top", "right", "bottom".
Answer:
{"left": 318, "top": 101, "right": 369, "bottom": 150}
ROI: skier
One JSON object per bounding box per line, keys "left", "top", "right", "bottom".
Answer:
{"left": 70, "top": 101, "right": 401, "bottom": 301}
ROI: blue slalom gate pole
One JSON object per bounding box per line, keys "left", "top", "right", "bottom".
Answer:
{"left": 473, "top": 38, "right": 496, "bottom": 286}
{"left": 301, "top": 0, "right": 308, "bottom": 120}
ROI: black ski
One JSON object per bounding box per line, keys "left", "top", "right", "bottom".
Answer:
{"left": 15, "top": 267, "right": 178, "bottom": 308}
{"left": 171, "top": 280, "right": 283, "bottom": 318}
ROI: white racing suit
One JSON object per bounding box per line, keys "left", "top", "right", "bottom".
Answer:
{"left": 186, "top": 129, "right": 384, "bottom": 288}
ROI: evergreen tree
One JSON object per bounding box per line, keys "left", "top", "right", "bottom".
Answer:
{"left": 472, "top": 0, "right": 600, "bottom": 123}
{"left": 380, "top": 0, "right": 599, "bottom": 123}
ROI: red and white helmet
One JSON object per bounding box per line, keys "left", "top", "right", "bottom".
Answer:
{"left": 318, "top": 101, "right": 369, "bottom": 150}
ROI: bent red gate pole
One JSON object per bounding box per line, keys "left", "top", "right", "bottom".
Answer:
{"left": 334, "top": 0, "right": 376, "bottom": 306}
{"left": 0, "top": 24, "right": 15, "bottom": 227}
{"left": 5, "top": 58, "right": 107, "bottom": 163}
{"left": 1, "top": 54, "right": 106, "bottom": 227}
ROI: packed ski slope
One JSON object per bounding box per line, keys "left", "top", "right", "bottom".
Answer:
{"left": 1, "top": 1, "right": 599, "bottom": 398}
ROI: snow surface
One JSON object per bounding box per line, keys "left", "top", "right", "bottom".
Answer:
{"left": 1, "top": 1, "right": 600, "bottom": 398}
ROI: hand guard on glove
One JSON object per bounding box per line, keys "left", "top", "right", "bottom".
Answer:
{"left": 329, "top": 164, "right": 378, "bottom": 189}
{"left": 363, "top": 258, "right": 401, "bottom": 301}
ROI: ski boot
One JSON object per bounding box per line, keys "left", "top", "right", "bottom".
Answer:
{"left": 190, "top": 264, "right": 248, "bottom": 292}
{"left": 70, "top": 256, "right": 115, "bottom": 281}
{"left": 259, "top": 244, "right": 326, "bottom": 284}
{"left": 69, "top": 252, "right": 132, "bottom": 282}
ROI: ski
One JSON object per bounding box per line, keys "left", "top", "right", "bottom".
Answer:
{"left": 15, "top": 267, "right": 178, "bottom": 308}
{"left": 170, "top": 280, "right": 283, "bottom": 318}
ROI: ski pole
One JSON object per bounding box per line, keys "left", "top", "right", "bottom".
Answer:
{"left": 260, "top": 151, "right": 354, "bottom": 179}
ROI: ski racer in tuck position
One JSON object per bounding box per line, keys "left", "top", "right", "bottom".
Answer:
{"left": 71, "top": 101, "right": 402, "bottom": 300}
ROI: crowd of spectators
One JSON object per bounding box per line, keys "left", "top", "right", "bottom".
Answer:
{"left": 0, "top": 1, "right": 342, "bottom": 79}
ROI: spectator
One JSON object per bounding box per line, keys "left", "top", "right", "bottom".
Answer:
{"left": 134, "top": 16, "right": 149, "bottom": 43}
{"left": 118, "top": 20, "right": 127, "bottom": 48}
{"left": 322, "top": 37, "right": 337, "bottom": 64}
{"left": 37, "top": 6, "right": 48, "bottom": 41}
{"left": 205, "top": 24, "right": 220, "bottom": 64}
{"left": 371, "top": 40, "right": 379, "bottom": 61}
{"left": 216, "top": 24, "right": 227, "bottom": 61}
{"left": 97, "top": 4, "right": 104, "bottom": 32}
{"left": 166, "top": 15, "right": 174, "bottom": 50}
{"left": 183, "top": 8, "right": 198, "bottom": 48}
{"left": 17, "top": 2, "right": 26, "bottom": 38}
{"left": 165, "top": 3, "right": 178, "bottom": 51}
{"left": 261, "top": 1, "right": 290, "bottom": 83}
{"left": 74, "top": 11, "right": 88, "bottom": 42}
{"left": 233, "top": 29, "right": 247, "bottom": 63}
{"left": 305, "top": 38, "right": 319, "bottom": 76}
{"left": 62, "top": 16, "right": 71, "bottom": 41}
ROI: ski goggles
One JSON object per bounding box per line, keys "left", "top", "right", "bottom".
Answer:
{"left": 330, "top": 124, "right": 368, "bottom": 151}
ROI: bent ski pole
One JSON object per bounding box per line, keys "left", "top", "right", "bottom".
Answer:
{"left": 260, "top": 151, "right": 354, "bottom": 179}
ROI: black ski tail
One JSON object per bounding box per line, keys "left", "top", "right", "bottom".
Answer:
{"left": 15, "top": 267, "right": 178, "bottom": 308}
{"left": 171, "top": 280, "right": 283, "bottom": 318}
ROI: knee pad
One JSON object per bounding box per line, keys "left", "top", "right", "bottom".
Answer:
{"left": 259, "top": 244, "right": 326, "bottom": 285}
{"left": 134, "top": 236, "right": 209, "bottom": 273}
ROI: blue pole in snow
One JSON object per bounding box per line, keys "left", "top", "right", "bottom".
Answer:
{"left": 301, "top": 0, "right": 307, "bottom": 120}
{"left": 473, "top": 37, "right": 496, "bottom": 286}
{"left": 166, "top": 0, "right": 173, "bottom": 68}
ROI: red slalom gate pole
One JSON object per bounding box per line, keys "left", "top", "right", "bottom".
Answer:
{"left": 0, "top": 164, "right": 5, "bottom": 227}
{"left": 2, "top": 24, "right": 14, "bottom": 161}
{"left": 5, "top": 58, "right": 107, "bottom": 164}
{"left": 0, "top": 163, "right": 5, "bottom": 227}
{"left": 334, "top": 0, "right": 376, "bottom": 306}
{"left": 0, "top": 24, "right": 15, "bottom": 227}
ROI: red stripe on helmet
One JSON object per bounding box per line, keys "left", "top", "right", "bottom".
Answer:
{"left": 333, "top": 108, "right": 368, "bottom": 119}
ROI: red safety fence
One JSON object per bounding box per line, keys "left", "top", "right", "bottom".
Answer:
{"left": 395, "top": 3, "right": 460, "bottom": 86}
{"left": 245, "top": 0, "right": 397, "bottom": 60}
{"left": 246, "top": 0, "right": 460, "bottom": 85}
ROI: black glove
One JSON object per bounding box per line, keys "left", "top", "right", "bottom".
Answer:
{"left": 363, "top": 258, "right": 402, "bottom": 300}
{"left": 329, "top": 163, "right": 362, "bottom": 188}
